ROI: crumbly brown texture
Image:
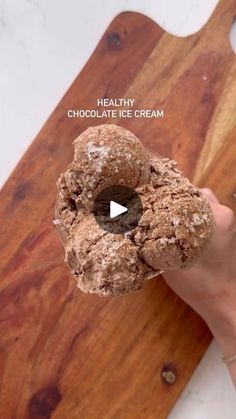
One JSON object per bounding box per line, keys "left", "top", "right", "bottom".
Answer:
{"left": 55, "top": 124, "right": 215, "bottom": 296}
{"left": 65, "top": 215, "right": 148, "bottom": 296}
{"left": 133, "top": 158, "right": 215, "bottom": 270}
{"left": 57, "top": 124, "right": 150, "bottom": 212}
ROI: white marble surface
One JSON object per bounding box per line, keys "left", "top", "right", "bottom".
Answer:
{"left": 0, "top": 1, "right": 235, "bottom": 417}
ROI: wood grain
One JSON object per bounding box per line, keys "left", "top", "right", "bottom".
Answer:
{"left": 198, "top": 125, "right": 236, "bottom": 212}
{"left": 0, "top": 1, "right": 235, "bottom": 418}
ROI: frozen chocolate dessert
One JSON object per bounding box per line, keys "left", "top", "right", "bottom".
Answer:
{"left": 133, "top": 157, "right": 215, "bottom": 271}
{"left": 55, "top": 124, "right": 215, "bottom": 296}
{"left": 65, "top": 214, "right": 148, "bottom": 296}
{"left": 57, "top": 124, "right": 149, "bottom": 211}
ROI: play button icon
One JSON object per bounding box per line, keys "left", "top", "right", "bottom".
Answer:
{"left": 93, "top": 185, "right": 143, "bottom": 234}
{"left": 110, "top": 201, "right": 128, "bottom": 219}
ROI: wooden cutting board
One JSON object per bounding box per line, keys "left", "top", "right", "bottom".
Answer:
{"left": 0, "top": 0, "right": 236, "bottom": 418}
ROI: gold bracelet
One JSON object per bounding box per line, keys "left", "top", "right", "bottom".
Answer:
{"left": 222, "top": 353, "right": 236, "bottom": 365}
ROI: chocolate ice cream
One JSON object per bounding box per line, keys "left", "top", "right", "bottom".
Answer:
{"left": 133, "top": 157, "right": 215, "bottom": 271}
{"left": 65, "top": 215, "right": 149, "bottom": 296}
{"left": 57, "top": 124, "right": 150, "bottom": 211}
{"left": 55, "top": 124, "right": 215, "bottom": 296}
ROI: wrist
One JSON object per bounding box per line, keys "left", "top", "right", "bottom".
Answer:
{"left": 206, "top": 308, "right": 236, "bottom": 358}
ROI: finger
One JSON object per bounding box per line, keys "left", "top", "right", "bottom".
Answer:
{"left": 210, "top": 202, "right": 235, "bottom": 233}
{"left": 200, "top": 188, "right": 219, "bottom": 204}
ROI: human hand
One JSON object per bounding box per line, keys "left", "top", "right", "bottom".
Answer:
{"left": 162, "top": 188, "right": 236, "bottom": 386}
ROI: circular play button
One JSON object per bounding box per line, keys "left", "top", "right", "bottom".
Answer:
{"left": 93, "top": 185, "right": 143, "bottom": 234}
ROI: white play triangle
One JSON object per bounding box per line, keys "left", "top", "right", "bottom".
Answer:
{"left": 109, "top": 201, "right": 128, "bottom": 219}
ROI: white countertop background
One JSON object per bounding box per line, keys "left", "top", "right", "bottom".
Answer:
{"left": 0, "top": 1, "right": 235, "bottom": 417}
